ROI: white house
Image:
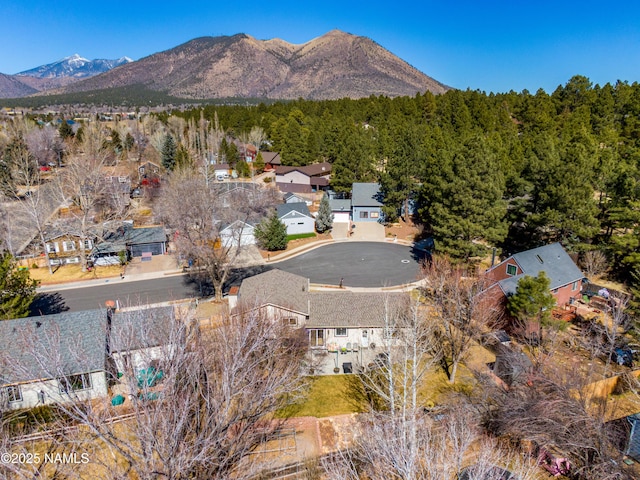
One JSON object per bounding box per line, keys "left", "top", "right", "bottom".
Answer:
{"left": 219, "top": 220, "right": 256, "bottom": 247}
{"left": 276, "top": 203, "right": 315, "bottom": 235}
{"left": 232, "top": 269, "right": 407, "bottom": 359}
{"left": 0, "top": 305, "right": 177, "bottom": 410}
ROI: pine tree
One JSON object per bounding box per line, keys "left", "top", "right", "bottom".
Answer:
{"left": 507, "top": 272, "right": 557, "bottom": 327}
{"left": 315, "top": 195, "right": 333, "bottom": 233}
{"left": 253, "top": 152, "right": 265, "bottom": 174}
{"left": 0, "top": 252, "right": 38, "bottom": 320}
{"left": 255, "top": 210, "right": 288, "bottom": 251}
{"left": 161, "top": 134, "right": 177, "bottom": 171}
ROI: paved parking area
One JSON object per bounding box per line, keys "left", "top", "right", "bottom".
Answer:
{"left": 275, "top": 241, "right": 425, "bottom": 287}
{"left": 125, "top": 254, "right": 180, "bottom": 276}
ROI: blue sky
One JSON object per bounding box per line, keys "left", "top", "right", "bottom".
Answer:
{"left": 2, "top": 1, "right": 639, "bottom": 94}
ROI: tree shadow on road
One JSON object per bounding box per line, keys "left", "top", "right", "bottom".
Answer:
{"left": 29, "top": 292, "right": 69, "bottom": 317}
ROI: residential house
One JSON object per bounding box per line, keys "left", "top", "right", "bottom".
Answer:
{"left": 351, "top": 183, "right": 384, "bottom": 222}
{"left": 283, "top": 192, "right": 312, "bottom": 206}
{"left": 232, "top": 269, "right": 310, "bottom": 327}
{"left": 92, "top": 223, "right": 167, "bottom": 264}
{"left": 261, "top": 152, "right": 282, "bottom": 171}
{"left": 232, "top": 269, "right": 407, "bottom": 355}
{"left": 44, "top": 230, "right": 94, "bottom": 266}
{"left": 329, "top": 198, "right": 352, "bottom": 223}
{"left": 220, "top": 220, "right": 256, "bottom": 247}
{"left": 485, "top": 243, "right": 584, "bottom": 307}
{"left": 105, "top": 175, "right": 132, "bottom": 208}
{"left": 138, "top": 161, "right": 162, "bottom": 189}
{"left": 0, "top": 305, "right": 176, "bottom": 411}
{"left": 275, "top": 162, "right": 331, "bottom": 193}
{"left": 276, "top": 203, "right": 315, "bottom": 235}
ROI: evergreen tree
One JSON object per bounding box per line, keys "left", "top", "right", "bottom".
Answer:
{"left": 161, "top": 134, "right": 177, "bottom": 171}
{"left": 315, "top": 195, "right": 333, "bottom": 233}
{"left": 0, "top": 252, "right": 38, "bottom": 320}
{"left": 507, "top": 272, "right": 557, "bottom": 327}
{"left": 420, "top": 135, "right": 507, "bottom": 259}
{"left": 253, "top": 151, "right": 265, "bottom": 174}
{"left": 236, "top": 160, "right": 250, "bottom": 178}
{"left": 58, "top": 119, "right": 75, "bottom": 140}
{"left": 254, "top": 210, "right": 288, "bottom": 251}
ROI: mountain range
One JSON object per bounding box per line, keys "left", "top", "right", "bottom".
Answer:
{"left": 0, "top": 31, "right": 449, "bottom": 102}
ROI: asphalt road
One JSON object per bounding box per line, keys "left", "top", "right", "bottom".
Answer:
{"left": 274, "top": 241, "right": 425, "bottom": 288}
{"left": 36, "top": 242, "right": 425, "bottom": 313}
{"left": 32, "top": 276, "right": 203, "bottom": 314}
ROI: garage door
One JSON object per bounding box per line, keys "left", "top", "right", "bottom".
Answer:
{"left": 333, "top": 212, "right": 350, "bottom": 223}
{"left": 131, "top": 243, "right": 164, "bottom": 257}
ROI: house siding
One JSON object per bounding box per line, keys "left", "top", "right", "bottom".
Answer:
{"left": 3, "top": 371, "right": 108, "bottom": 410}
{"left": 486, "top": 260, "right": 523, "bottom": 283}
{"left": 352, "top": 206, "right": 382, "bottom": 222}
{"left": 280, "top": 212, "right": 315, "bottom": 235}
{"left": 553, "top": 280, "right": 583, "bottom": 305}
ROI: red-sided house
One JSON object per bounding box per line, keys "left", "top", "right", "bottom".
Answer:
{"left": 485, "top": 242, "right": 584, "bottom": 308}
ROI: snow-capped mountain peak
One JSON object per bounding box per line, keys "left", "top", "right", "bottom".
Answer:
{"left": 17, "top": 55, "right": 132, "bottom": 79}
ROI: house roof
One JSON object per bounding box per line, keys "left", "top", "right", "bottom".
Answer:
{"left": 351, "top": 183, "right": 383, "bottom": 207}
{"left": 238, "top": 269, "right": 310, "bottom": 315}
{"left": 495, "top": 243, "right": 584, "bottom": 296}
{"left": 93, "top": 225, "right": 167, "bottom": 255}
{"left": 283, "top": 192, "right": 306, "bottom": 202}
{"left": 0, "top": 310, "right": 107, "bottom": 385}
{"left": 220, "top": 220, "right": 255, "bottom": 233}
{"left": 329, "top": 198, "right": 352, "bottom": 212}
{"left": 127, "top": 226, "right": 167, "bottom": 245}
{"left": 110, "top": 305, "right": 176, "bottom": 353}
{"left": 261, "top": 152, "right": 281, "bottom": 165}
{"left": 307, "top": 292, "right": 407, "bottom": 328}
{"left": 275, "top": 162, "right": 331, "bottom": 177}
{"left": 0, "top": 305, "right": 179, "bottom": 386}
{"left": 276, "top": 202, "right": 312, "bottom": 219}
{"left": 626, "top": 414, "right": 640, "bottom": 461}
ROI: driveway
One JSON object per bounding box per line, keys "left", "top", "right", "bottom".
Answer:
{"left": 125, "top": 254, "right": 180, "bottom": 277}
{"left": 351, "top": 222, "right": 385, "bottom": 241}
{"left": 331, "top": 222, "right": 349, "bottom": 239}
{"left": 274, "top": 242, "right": 425, "bottom": 287}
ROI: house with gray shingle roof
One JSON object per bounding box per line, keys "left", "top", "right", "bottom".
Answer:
{"left": 351, "top": 183, "right": 383, "bottom": 222}
{"left": 0, "top": 305, "right": 176, "bottom": 410}
{"left": 276, "top": 203, "right": 315, "bottom": 235}
{"left": 485, "top": 243, "right": 584, "bottom": 307}
{"left": 232, "top": 269, "right": 407, "bottom": 351}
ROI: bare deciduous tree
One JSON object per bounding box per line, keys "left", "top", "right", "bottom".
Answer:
{"left": 1, "top": 304, "right": 307, "bottom": 479}
{"left": 422, "top": 256, "right": 496, "bottom": 384}
{"left": 54, "top": 122, "right": 130, "bottom": 271}
{"left": 580, "top": 249, "right": 609, "bottom": 279}
{"left": 158, "top": 170, "right": 278, "bottom": 300}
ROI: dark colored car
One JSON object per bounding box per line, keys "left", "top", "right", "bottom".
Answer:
{"left": 458, "top": 465, "right": 516, "bottom": 480}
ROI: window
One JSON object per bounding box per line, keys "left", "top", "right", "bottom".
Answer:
{"left": 572, "top": 281, "right": 579, "bottom": 291}
{"left": 298, "top": 222, "right": 304, "bottom": 225}
{"left": 506, "top": 264, "right": 518, "bottom": 276}
{"left": 45, "top": 242, "right": 59, "bottom": 253}
{"left": 4, "top": 385, "right": 22, "bottom": 403}
{"left": 336, "top": 328, "right": 347, "bottom": 336}
{"left": 359, "top": 211, "right": 368, "bottom": 219}
{"left": 65, "top": 257, "right": 80, "bottom": 264}
{"left": 59, "top": 373, "right": 92, "bottom": 393}
{"left": 83, "top": 239, "right": 93, "bottom": 250}
{"left": 383, "top": 327, "right": 395, "bottom": 339}
{"left": 282, "top": 317, "right": 298, "bottom": 326}
{"left": 370, "top": 211, "right": 379, "bottom": 218}
{"left": 63, "top": 241, "right": 76, "bottom": 252}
